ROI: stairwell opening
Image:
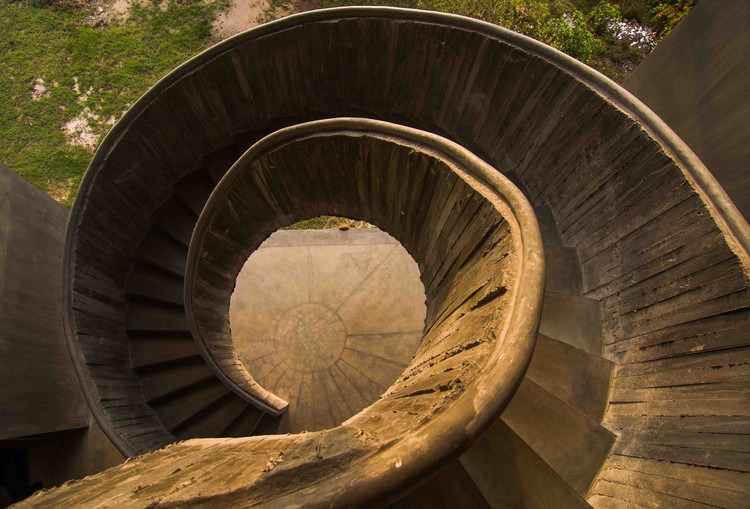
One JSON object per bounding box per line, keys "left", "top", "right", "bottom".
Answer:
{"left": 183, "top": 118, "right": 542, "bottom": 470}
{"left": 228, "top": 217, "right": 427, "bottom": 433}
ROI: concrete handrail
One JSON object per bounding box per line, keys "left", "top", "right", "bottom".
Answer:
{"left": 184, "top": 118, "right": 545, "bottom": 450}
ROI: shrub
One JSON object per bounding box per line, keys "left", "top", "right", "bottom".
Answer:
{"left": 649, "top": 0, "right": 696, "bottom": 37}
{"left": 549, "top": 10, "right": 600, "bottom": 63}
{"left": 588, "top": 1, "right": 622, "bottom": 36}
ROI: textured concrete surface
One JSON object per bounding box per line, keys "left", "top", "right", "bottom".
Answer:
{"left": 0, "top": 163, "right": 89, "bottom": 440}
{"left": 623, "top": 0, "right": 750, "bottom": 221}
{"left": 55, "top": 7, "right": 750, "bottom": 506}
{"left": 230, "top": 228, "right": 426, "bottom": 432}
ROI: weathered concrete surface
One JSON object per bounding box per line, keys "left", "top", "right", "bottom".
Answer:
{"left": 623, "top": 0, "right": 750, "bottom": 221}
{"left": 0, "top": 163, "right": 89, "bottom": 440}
{"left": 230, "top": 228, "right": 425, "bottom": 433}
{"left": 56, "top": 6, "right": 750, "bottom": 506}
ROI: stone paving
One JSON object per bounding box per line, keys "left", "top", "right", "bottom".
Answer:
{"left": 230, "top": 228, "right": 426, "bottom": 432}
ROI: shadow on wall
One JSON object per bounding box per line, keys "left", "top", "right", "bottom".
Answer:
{"left": 0, "top": 420, "right": 124, "bottom": 507}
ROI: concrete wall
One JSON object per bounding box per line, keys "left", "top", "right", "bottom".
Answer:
{"left": 0, "top": 163, "right": 89, "bottom": 439}
{"left": 623, "top": 0, "right": 750, "bottom": 221}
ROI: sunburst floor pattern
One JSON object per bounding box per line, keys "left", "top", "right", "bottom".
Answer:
{"left": 230, "top": 228, "right": 427, "bottom": 432}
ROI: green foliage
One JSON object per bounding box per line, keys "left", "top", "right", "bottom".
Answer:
{"left": 649, "top": 0, "right": 695, "bottom": 36}
{"left": 424, "top": 0, "right": 554, "bottom": 41}
{"left": 588, "top": 1, "right": 622, "bottom": 35}
{"left": 281, "top": 216, "right": 373, "bottom": 230}
{"left": 0, "top": 0, "right": 228, "bottom": 206}
{"left": 548, "top": 10, "right": 601, "bottom": 63}
{"left": 284, "top": 0, "right": 641, "bottom": 69}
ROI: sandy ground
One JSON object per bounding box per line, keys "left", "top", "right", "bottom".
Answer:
{"left": 109, "top": 0, "right": 271, "bottom": 40}
{"left": 212, "top": 0, "right": 270, "bottom": 39}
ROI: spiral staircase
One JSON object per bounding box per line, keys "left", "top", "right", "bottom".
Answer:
{"left": 16, "top": 7, "right": 750, "bottom": 508}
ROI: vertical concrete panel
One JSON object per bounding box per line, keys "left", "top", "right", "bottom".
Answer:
{"left": 0, "top": 164, "right": 89, "bottom": 439}
{"left": 623, "top": 0, "right": 750, "bottom": 220}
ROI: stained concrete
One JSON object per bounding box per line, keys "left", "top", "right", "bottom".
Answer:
{"left": 230, "top": 228, "right": 426, "bottom": 432}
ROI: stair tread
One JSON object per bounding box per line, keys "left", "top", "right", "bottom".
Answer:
{"left": 253, "top": 412, "right": 285, "bottom": 436}
{"left": 126, "top": 262, "right": 184, "bottom": 306}
{"left": 136, "top": 230, "right": 188, "bottom": 278}
{"left": 172, "top": 393, "right": 247, "bottom": 440}
{"left": 533, "top": 205, "right": 564, "bottom": 247}
{"left": 151, "top": 380, "right": 231, "bottom": 431}
{"left": 154, "top": 198, "right": 198, "bottom": 247}
{"left": 501, "top": 376, "right": 616, "bottom": 496}
{"left": 174, "top": 171, "right": 215, "bottom": 216}
{"left": 388, "top": 459, "right": 490, "bottom": 508}
{"left": 126, "top": 301, "right": 188, "bottom": 332}
{"left": 139, "top": 361, "right": 215, "bottom": 402}
{"left": 130, "top": 335, "right": 200, "bottom": 371}
{"left": 461, "top": 419, "right": 592, "bottom": 509}
{"left": 202, "top": 147, "right": 240, "bottom": 184}
{"left": 539, "top": 290, "right": 601, "bottom": 355}
{"left": 525, "top": 334, "right": 614, "bottom": 422}
{"left": 221, "top": 404, "right": 265, "bottom": 437}
{"left": 545, "top": 245, "right": 583, "bottom": 295}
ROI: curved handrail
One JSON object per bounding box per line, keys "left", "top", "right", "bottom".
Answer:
{"left": 184, "top": 118, "right": 545, "bottom": 443}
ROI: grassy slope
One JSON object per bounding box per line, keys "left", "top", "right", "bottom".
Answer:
{"left": 0, "top": 0, "right": 227, "bottom": 206}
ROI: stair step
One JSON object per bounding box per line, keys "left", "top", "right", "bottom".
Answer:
{"left": 130, "top": 334, "right": 200, "bottom": 371}
{"left": 546, "top": 246, "right": 583, "bottom": 295}
{"left": 221, "top": 404, "right": 265, "bottom": 437}
{"left": 151, "top": 379, "right": 231, "bottom": 432}
{"left": 139, "top": 360, "right": 215, "bottom": 402}
{"left": 126, "top": 301, "right": 189, "bottom": 332}
{"left": 388, "top": 459, "right": 490, "bottom": 508}
{"left": 525, "top": 334, "right": 614, "bottom": 422}
{"left": 153, "top": 198, "right": 198, "bottom": 247}
{"left": 126, "top": 262, "right": 184, "bottom": 306}
{"left": 253, "top": 412, "right": 286, "bottom": 436}
{"left": 539, "top": 290, "right": 601, "bottom": 355}
{"left": 174, "top": 170, "right": 215, "bottom": 217}
{"left": 501, "top": 377, "right": 616, "bottom": 496}
{"left": 460, "top": 419, "right": 592, "bottom": 508}
{"left": 136, "top": 230, "right": 188, "bottom": 278}
{"left": 533, "top": 205, "right": 564, "bottom": 247}
{"left": 172, "top": 392, "right": 247, "bottom": 440}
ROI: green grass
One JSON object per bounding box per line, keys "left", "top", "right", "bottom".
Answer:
{"left": 0, "top": 0, "right": 228, "bottom": 206}
{"left": 281, "top": 216, "right": 375, "bottom": 230}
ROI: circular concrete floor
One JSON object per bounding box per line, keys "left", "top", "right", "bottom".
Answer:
{"left": 229, "top": 227, "right": 426, "bottom": 432}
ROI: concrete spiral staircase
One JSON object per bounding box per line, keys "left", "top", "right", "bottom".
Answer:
{"left": 18, "top": 7, "right": 750, "bottom": 508}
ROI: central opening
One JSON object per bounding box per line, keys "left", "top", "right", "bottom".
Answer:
{"left": 228, "top": 216, "right": 427, "bottom": 433}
